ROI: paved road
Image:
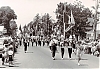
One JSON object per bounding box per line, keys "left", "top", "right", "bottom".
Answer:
{"left": 0, "top": 42, "right": 100, "bottom": 68}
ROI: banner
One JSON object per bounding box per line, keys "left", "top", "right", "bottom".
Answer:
{"left": 65, "top": 10, "right": 75, "bottom": 32}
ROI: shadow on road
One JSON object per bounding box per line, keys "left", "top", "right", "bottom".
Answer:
{"left": 14, "top": 62, "right": 21, "bottom": 65}
{"left": 79, "top": 64, "right": 88, "bottom": 66}
{"left": 54, "top": 58, "right": 75, "bottom": 60}
{"left": 81, "top": 58, "right": 88, "bottom": 60}
{"left": 0, "top": 67, "right": 6, "bottom": 68}
{"left": 9, "top": 65, "right": 19, "bottom": 67}
{"left": 4, "top": 64, "right": 20, "bottom": 67}
{"left": 26, "top": 52, "right": 34, "bottom": 53}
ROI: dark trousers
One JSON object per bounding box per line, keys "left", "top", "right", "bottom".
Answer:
{"left": 2, "top": 57, "right": 5, "bottom": 62}
{"left": 88, "top": 47, "right": 91, "bottom": 54}
{"left": 24, "top": 43, "right": 27, "bottom": 51}
{"left": 47, "top": 42, "right": 49, "bottom": 46}
{"left": 43, "top": 41, "right": 45, "bottom": 46}
{"left": 51, "top": 46, "right": 57, "bottom": 58}
{"left": 50, "top": 46, "right": 52, "bottom": 51}
{"left": 9, "top": 55, "right": 13, "bottom": 61}
{"left": 36, "top": 41, "right": 37, "bottom": 46}
{"left": 61, "top": 48, "right": 64, "bottom": 58}
{"left": 19, "top": 41, "right": 22, "bottom": 46}
{"left": 32, "top": 42, "right": 34, "bottom": 46}
{"left": 38, "top": 41, "right": 41, "bottom": 46}
{"left": 68, "top": 48, "right": 72, "bottom": 58}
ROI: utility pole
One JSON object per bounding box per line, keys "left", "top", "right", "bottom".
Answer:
{"left": 93, "top": 0, "right": 99, "bottom": 40}
{"left": 63, "top": 3, "right": 66, "bottom": 40}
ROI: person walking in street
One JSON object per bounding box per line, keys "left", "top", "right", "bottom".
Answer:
{"left": 72, "top": 40, "right": 76, "bottom": 53}
{"left": 24, "top": 39, "right": 28, "bottom": 53}
{"left": 50, "top": 36, "right": 58, "bottom": 60}
{"left": 42, "top": 39, "right": 45, "bottom": 46}
{"left": 72, "top": 40, "right": 77, "bottom": 59}
{"left": 76, "top": 41, "right": 84, "bottom": 66}
{"left": 60, "top": 42, "right": 65, "bottom": 59}
{"left": 18, "top": 33, "right": 22, "bottom": 46}
{"left": 67, "top": 40, "right": 72, "bottom": 59}
{"left": 35, "top": 38, "right": 37, "bottom": 46}
{"left": 19, "top": 37, "right": 22, "bottom": 46}
{"left": 91, "top": 43, "right": 96, "bottom": 55}
{"left": 47, "top": 37, "right": 51, "bottom": 46}
{"left": 38, "top": 39, "right": 41, "bottom": 46}
{"left": 31, "top": 36, "right": 34, "bottom": 47}
{"left": 37, "top": 38, "right": 39, "bottom": 46}
{"left": 49, "top": 38, "right": 53, "bottom": 52}
{"left": 60, "top": 35, "right": 65, "bottom": 59}
{"left": 27, "top": 38, "right": 30, "bottom": 47}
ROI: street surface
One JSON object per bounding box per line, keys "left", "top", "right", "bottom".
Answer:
{"left": 0, "top": 42, "right": 99, "bottom": 68}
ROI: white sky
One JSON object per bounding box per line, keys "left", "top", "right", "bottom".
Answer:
{"left": 0, "top": 0, "right": 100, "bottom": 30}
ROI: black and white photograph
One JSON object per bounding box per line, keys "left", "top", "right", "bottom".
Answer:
{"left": 0, "top": 0, "right": 100, "bottom": 69}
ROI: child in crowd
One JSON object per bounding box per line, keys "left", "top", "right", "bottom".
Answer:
{"left": 2, "top": 50, "right": 6, "bottom": 65}
{"left": 8, "top": 48, "right": 14, "bottom": 65}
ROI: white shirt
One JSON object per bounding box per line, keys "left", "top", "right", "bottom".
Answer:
{"left": 68, "top": 42, "right": 72, "bottom": 48}
{"left": 25, "top": 33, "right": 28, "bottom": 39}
{"left": 2, "top": 53, "right": 7, "bottom": 57}
{"left": 8, "top": 50, "right": 13, "bottom": 55}
{"left": 52, "top": 38, "right": 58, "bottom": 44}
{"left": 49, "top": 40, "right": 54, "bottom": 46}
{"left": 49, "top": 38, "right": 58, "bottom": 46}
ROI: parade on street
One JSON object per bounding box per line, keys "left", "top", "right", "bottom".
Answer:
{"left": 0, "top": 0, "right": 100, "bottom": 69}
{"left": 0, "top": 40, "right": 99, "bottom": 68}
{"left": 0, "top": 36, "right": 99, "bottom": 68}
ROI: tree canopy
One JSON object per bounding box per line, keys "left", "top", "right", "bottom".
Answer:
{"left": 0, "top": 6, "right": 17, "bottom": 35}
{"left": 55, "top": 0, "right": 93, "bottom": 39}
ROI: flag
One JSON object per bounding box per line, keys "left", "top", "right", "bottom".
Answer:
{"left": 65, "top": 24, "right": 74, "bottom": 32}
{"left": 65, "top": 10, "right": 75, "bottom": 32}
{"left": 19, "top": 24, "right": 22, "bottom": 32}
{"left": 67, "top": 10, "right": 75, "bottom": 25}
{"left": 63, "top": 11, "right": 69, "bottom": 23}
{"left": 71, "top": 10, "right": 75, "bottom": 25}
{"left": 68, "top": 15, "right": 71, "bottom": 24}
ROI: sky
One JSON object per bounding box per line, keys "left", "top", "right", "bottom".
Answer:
{"left": 0, "top": 0, "right": 100, "bottom": 30}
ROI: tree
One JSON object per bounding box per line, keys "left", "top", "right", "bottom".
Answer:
{"left": 0, "top": 6, "right": 17, "bottom": 35}
{"left": 41, "top": 13, "right": 53, "bottom": 37}
{"left": 9, "top": 20, "right": 17, "bottom": 37}
{"left": 55, "top": 0, "right": 93, "bottom": 40}
{"left": 23, "top": 24, "right": 28, "bottom": 34}
{"left": 33, "top": 14, "right": 41, "bottom": 32}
